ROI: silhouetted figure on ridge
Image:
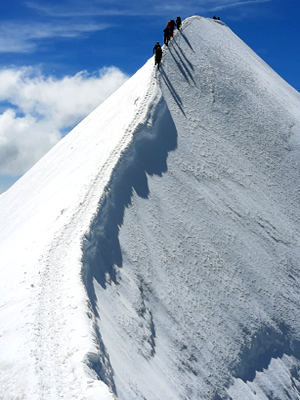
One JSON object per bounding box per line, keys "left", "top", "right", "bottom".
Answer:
{"left": 166, "top": 20, "right": 172, "bottom": 37}
{"left": 170, "top": 20, "right": 176, "bottom": 37}
{"left": 176, "top": 16, "right": 182, "bottom": 30}
{"left": 153, "top": 42, "right": 162, "bottom": 69}
{"left": 153, "top": 41, "right": 161, "bottom": 53}
{"left": 163, "top": 27, "right": 171, "bottom": 46}
{"left": 155, "top": 46, "right": 162, "bottom": 69}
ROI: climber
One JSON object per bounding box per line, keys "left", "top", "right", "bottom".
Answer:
{"left": 170, "top": 19, "right": 176, "bottom": 37}
{"left": 153, "top": 41, "right": 161, "bottom": 54}
{"left": 155, "top": 45, "right": 162, "bottom": 69}
{"left": 176, "top": 16, "right": 182, "bottom": 30}
{"left": 166, "top": 20, "right": 172, "bottom": 37}
{"left": 163, "top": 27, "right": 171, "bottom": 46}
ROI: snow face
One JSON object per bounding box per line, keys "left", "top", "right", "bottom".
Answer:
{"left": 1, "top": 15, "right": 300, "bottom": 400}
{"left": 0, "top": 57, "right": 160, "bottom": 399}
{"left": 82, "top": 16, "right": 300, "bottom": 400}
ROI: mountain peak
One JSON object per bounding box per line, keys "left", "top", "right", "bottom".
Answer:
{"left": 1, "top": 15, "right": 300, "bottom": 400}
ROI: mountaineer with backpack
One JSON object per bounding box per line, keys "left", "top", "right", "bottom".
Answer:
{"left": 163, "top": 27, "right": 171, "bottom": 46}
{"left": 153, "top": 42, "right": 162, "bottom": 69}
{"left": 170, "top": 20, "right": 176, "bottom": 37}
{"left": 153, "top": 42, "right": 161, "bottom": 54}
{"left": 166, "top": 20, "right": 172, "bottom": 37}
{"left": 176, "top": 17, "right": 182, "bottom": 30}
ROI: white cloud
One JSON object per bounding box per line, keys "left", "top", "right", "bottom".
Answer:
{"left": 212, "top": 0, "right": 271, "bottom": 11}
{"left": 0, "top": 21, "right": 110, "bottom": 53}
{"left": 25, "top": 0, "right": 272, "bottom": 17}
{"left": 0, "top": 66, "right": 128, "bottom": 176}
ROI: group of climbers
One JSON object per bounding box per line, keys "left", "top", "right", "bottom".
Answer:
{"left": 153, "top": 17, "right": 182, "bottom": 69}
{"left": 153, "top": 15, "right": 221, "bottom": 70}
{"left": 164, "top": 17, "right": 182, "bottom": 46}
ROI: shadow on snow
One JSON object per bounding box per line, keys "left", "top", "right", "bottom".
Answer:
{"left": 160, "top": 66, "right": 186, "bottom": 116}
{"left": 169, "top": 39, "right": 196, "bottom": 87}
{"left": 232, "top": 323, "right": 300, "bottom": 383}
{"left": 82, "top": 97, "right": 178, "bottom": 315}
{"left": 80, "top": 96, "right": 177, "bottom": 393}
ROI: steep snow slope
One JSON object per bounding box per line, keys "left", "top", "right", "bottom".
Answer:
{"left": 1, "top": 15, "right": 300, "bottom": 400}
{"left": 83, "top": 16, "right": 300, "bottom": 400}
{"left": 0, "top": 57, "right": 160, "bottom": 400}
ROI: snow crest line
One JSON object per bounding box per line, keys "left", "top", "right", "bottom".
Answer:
{"left": 81, "top": 85, "right": 178, "bottom": 393}
{"left": 28, "top": 61, "right": 162, "bottom": 399}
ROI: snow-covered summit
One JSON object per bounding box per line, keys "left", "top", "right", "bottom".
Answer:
{"left": 1, "top": 15, "right": 300, "bottom": 400}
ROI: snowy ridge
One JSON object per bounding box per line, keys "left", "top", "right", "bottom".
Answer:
{"left": 0, "top": 58, "right": 161, "bottom": 399}
{"left": 81, "top": 16, "right": 300, "bottom": 400}
{"left": 81, "top": 90, "right": 176, "bottom": 397}
{"left": 1, "top": 15, "right": 300, "bottom": 400}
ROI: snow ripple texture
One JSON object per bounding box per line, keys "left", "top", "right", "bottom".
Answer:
{"left": 83, "top": 16, "right": 300, "bottom": 400}
{"left": 1, "top": 15, "right": 300, "bottom": 400}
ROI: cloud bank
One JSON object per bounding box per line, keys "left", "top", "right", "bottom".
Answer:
{"left": 0, "top": 66, "right": 128, "bottom": 176}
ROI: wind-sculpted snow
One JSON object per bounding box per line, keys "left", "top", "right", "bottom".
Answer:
{"left": 82, "top": 16, "right": 300, "bottom": 400}
{"left": 1, "top": 15, "right": 300, "bottom": 400}
{"left": 0, "top": 57, "right": 161, "bottom": 399}
{"left": 81, "top": 96, "right": 177, "bottom": 394}
{"left": 82, "top": 97, "right": 177, "bottom": 293}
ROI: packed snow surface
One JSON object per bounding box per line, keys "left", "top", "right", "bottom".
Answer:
{"left": 1, "top": 15, "right": 300, "bottom": 400}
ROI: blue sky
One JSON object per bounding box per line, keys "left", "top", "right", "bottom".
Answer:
{"left": 0, "top": 0, "right": 299, "bottom": 193}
